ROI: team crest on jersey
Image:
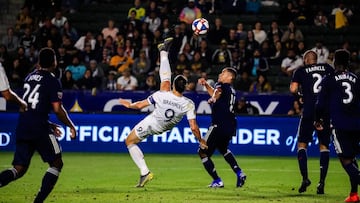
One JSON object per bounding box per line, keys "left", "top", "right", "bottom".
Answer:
{"left": 57, "top": 92, "right": 63, "bottom": 99}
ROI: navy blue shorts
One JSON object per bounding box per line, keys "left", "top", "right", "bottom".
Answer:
{"left": 297, "top": 117, "right": 331, "bottom": 147}
{"left": 12, "top": 134, "right": 62, "bottom": 166}
{"left": 333, "top": 129, "right": 360, "bottom": 158}
{"left": 199, "top": 124, "right": 235, "bottom": 156}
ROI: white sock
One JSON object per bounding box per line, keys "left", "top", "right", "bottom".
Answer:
{"left": 128, "top": 144, "right": 149, "bottom": 176}
{"left": 160, "top": 51, "right": 171, "bottom": 82}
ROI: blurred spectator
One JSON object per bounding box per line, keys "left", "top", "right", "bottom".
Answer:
{"left": 88, "top": 60, "right": 105, "bottom": 89}
{"left": 74, "top": 31, "right": 96, "bottom": 51}
{"left": 124, "top": 38, "right": 135, "bottom": 59}
{"left": 146, "top": 0, "right": 161, "bottom": 16}
{"left": 101, "top": 19, "right": 119, "bottom": 40}
{"left": 128, "top": 0, "right": 146, "bottom": 21}
{"left": 196, "top": 0, "right": 213, "bottom": 14}
{"left": 314, "top": 9, "right": 328, "bottom": 27}
{"left": 310, "top": 40, "right": 329, "bottom": 64}
{"left": 15, "top": 6, "right": 34, "bottom": 33}
{"left": 246, "top": 0, "right": 261, "bottom": 14}
{"left": 144, "top": 11, "right": 161, "bottom": 34}
{"left": 124, "top": 10, "right": 142, "bottom": 32}
{"left": 235, "top": 22, "right": 247, "bottom": 41}
{"left": 283, "top": 32, "right": 298, "bottom": 51}
{"left": 27, "top": 45, "right": 38, "bottom": 66}
{"left": 102, "top": 36, "right": 115, "bottom": 64}
{"left": 226, "top": 28, "right": 238, "bottom": 50}
{"left": 249, "top": 74, "right": 272, "bottom": 93}
{"left": 235, "top": 71, "right": 253, "bottom": 92}
{"left": 194, "top": 39, "right": 212, "bottom": 64}
{"left": 350, "top": 50, "right": 360, "bottom": 75}
{"left": 179, "top": 0, "right": 202, "bottom": 25}
{"left": 331, "top": 1, "right": 353, "bottom": 29}
{"left": 260, "top": 40, "right": 273, "bottom": 59}
{"left": 77, "top": 69, "right": 95, "bottom": 90}
{"left": 245, "top": 30, "right": 260, "bottom": 54}
{"left": 326, "top": 50, "right": 335, "bottom": 65}
{"left": 169, "top": 25, "right": 187, "bottom": 64}
{"left": 195, "top": 71, "right": 215, "bottom": 91}
{"left": 132, "top": 49, "right": 151, "bottom": 88}
{"left": 280, "top": 48, "right": 303, "bottom": 77}
{"left": 1, "top": 27, "right": 19, "bottom": 56}
{"left": 174, "top": 53, "right": 189, "bottom": 75}
{"left": 278, "top": 1, "right": 298, "bottom": 25}
{"left": 246, "top": 49, "right": 269, "bottom": 77}
{"left": 116, "top": 68, "right": 138, "bottom": 90}
{"left": 143, "top": 73, "right": 158, "bottom": 91}
{"left": 105, "top": 71, "right": 117, "bottom": 91}
{"left": 80, "top": 43, "right": 97, "bottom": 65}
{"left": 0, "top": 44, "right": 12, "bottom": 76}
{"left": 235, "top": 97, "right": 259, "bottom": 115}
{"left": 57, "top": 45, "right": 72, "bottom": 71}
{"left": 109, "top": 46, "right": 134, "bottom": 74}
{"left": 211, "top": 39, "right": 233, "bottom": 67}
{"left": 287, "top": 99, "right": 302, "bottom": 116}
{"left": 36, "top": 17, "right": 57, "bottom": 48}
{"left": 281, "top": 21, "right": 304, "bottom": 43}
{"left": 235, "top": 39, "right": 252, "bottom": 73}
{"left": 183, "top": 69, "right": 197, "bottom": 91}
{"left": 159, "top": 17, "right": 171, "bottom": 38}
{"left": 208, "top": 17, "right": 228, "bottom": 45}
{"left": 9, "top": 47, "right": 31, "bottom": 89}
{"left": 190, "top": 51, "right": 208, "bottom": 76}
{"left": 267, "top": 20, "right": 283, "bottom": 42}
{"left": 294, "top": 0, "right": 312, "bottom": 25}
{"left": 51, "top": 10, "right": 67, "bottom": 28}
{"left": 61, "top": 35, "right": 78, "bottom": 57}
{"left": 65, "top": 55, "right": 87, "bottom": 81}
{"left": 297, "top": 41, "right": 306, "bottom": 57}
{"left": 269, "top": 40, "right": 285, "bottom": 65}
{"left": 60, "top": 21, "right": 79, "bottom": 43}
{"left": 61, "top": 70, "right": 77, "bottom": 90}
{"left": 19, "top": 27, "right": 37, "bottom": 56}
{"left": 180, "top": 42, "right": 194, "bottom": 61}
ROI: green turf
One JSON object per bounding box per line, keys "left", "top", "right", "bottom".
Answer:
{"left": 0, "top": 152, "right": 349, "bottom": 203}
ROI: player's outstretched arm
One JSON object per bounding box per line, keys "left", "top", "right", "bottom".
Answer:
{"left": 119, "top": 98, "right": 150, "bottom": 110}
{"left": 188, "top": 119, "right": 208, "bottom": 150}
{"left": 52, "top": 102, "right": 76, "bottom": 139}
{"left": 1, "top": 89, "right": 27, "bottom": 111}
{"left": 198, "top": 78, "right": 214, "bottom": 96}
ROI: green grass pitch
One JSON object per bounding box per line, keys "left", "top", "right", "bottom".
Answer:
{"left": 0, "top": 152, "right": 349, "bottom": 203}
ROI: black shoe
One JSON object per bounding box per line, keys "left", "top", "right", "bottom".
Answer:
{"left": 298, "top": 179, "right": 311, "bottom": 193}
{"left": 157, "top": 37, "right": 173, "bottom": 52}
{"left": 316, "top": 182, "right": 324, "bottom": 194}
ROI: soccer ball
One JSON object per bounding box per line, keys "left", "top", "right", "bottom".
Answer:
{"left": 192, "top": 18, "right": 209, "bottom": 35}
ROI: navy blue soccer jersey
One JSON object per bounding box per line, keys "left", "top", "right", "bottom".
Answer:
{"left": 211, "top": 82, "right": 236, "bottom": 126}
{"left": 16, "top": 69, "right": 62, "bottom": 139}
{"left": 291, "top": 63, "right": 334, "bottom": 118}
{"left": 317, "top": 70, "right": 360, "bottom": 130}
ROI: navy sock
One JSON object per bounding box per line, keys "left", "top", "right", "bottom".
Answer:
{"left": 0, "top": 168, "right": 17, "bottom": 187}
{"left": 201, "top": 157, "right": 220, "bottom": 180}
{"left": 223, "top": 150, "right": 241, "bottom": 174}
{"left": 34, "top": 168, "right": 59, "bottom": 203}
{"left": 319, "top": 151, "right": 330, "bottom": 183}
{"left": 343, "top": 162, "right": 358, "bottom": 193}
{"left": 298, "top": 149, "right": 308, "bottom": 180}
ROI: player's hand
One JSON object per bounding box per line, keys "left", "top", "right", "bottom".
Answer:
{"left": 70, "top": 126, "right": 77, "bottom": 140}
{"left": 119, "top": 98, "right": 130, "bottom": 108}
{"left": 199, "top": 138, "right": 208, "bottom": 150}
{"left": 198, "top": 78, "right": 207, "bottom": 86}
{"left": 208, "top": 97, "right": 216, "bottom": 104}
{"left": 314, "top": 120, "right": 324, "bottom": 131}
{"left": 19, "top": 100, "right": 28, "bottom": 112}
{"left": 50, "top": 123, "right": 62, "bottom": 137}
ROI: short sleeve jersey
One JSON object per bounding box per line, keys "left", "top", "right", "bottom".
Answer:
{"left": 16, "top": 69, "right": 62, "bottom": 139}
{"left": 291, "top": 63, "right": 334, "bottom": 118}
{"left": 211, "top": 82, "right": 236, "bottom": 127}
{"left": 147, "top": 91, "right": 196, "bottom": 132}
{"left": 317, "top": 70, "right": 360, "bottom": 130}
{"left": 0, "top": 63, "right": 10, "bottom": 91}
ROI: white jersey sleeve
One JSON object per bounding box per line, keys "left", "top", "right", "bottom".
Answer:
{"left": 0, "top": 63, "right": 10, "bottom": 92}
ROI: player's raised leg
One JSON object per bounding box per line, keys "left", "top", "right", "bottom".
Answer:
{"left": 222, "top": 149, "right": 246, "bottom": 187}
{"left": 158, "top": 37, "right": 173, "bottom": 91}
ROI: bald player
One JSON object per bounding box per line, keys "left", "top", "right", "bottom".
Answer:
{"left": 290, "top": 50, "right": 334, "bottom": 194}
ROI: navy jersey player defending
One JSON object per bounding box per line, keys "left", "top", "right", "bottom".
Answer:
{"left": 290, "top": 50, "right": 334, "bottom": 194}
{"left": 0, "top": 48, "right": 76, "bottom": 203}
{"left": 315, "top": 49, "right": 360, "bottom": 202}
{"left": 197, "top": 67, "right": 246, "bottom": 188}
{"left": 119, "top": 38, "right": 207, "bottom": 187}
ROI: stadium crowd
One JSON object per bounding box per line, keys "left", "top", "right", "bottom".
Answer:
{"left": 0, "top": 0, "right": 359, "bottom": 93}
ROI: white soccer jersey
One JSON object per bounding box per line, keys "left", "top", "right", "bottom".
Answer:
{"left": 134, "top": 90, "right": 196, "bottom": 139}
{"left": 0, "top": 63, "right": 10, "bottom": 92}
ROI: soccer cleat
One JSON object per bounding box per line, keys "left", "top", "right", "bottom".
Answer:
{"left": 157, "top": 37, "right": 173, "bottom": 52}
{"left": 135, "top": 172, "right": 153, "bottom": 188}
{"left": 208, "top": 178, "right": 224, "bottom": 188}
{"left": 298, "top": 179, "right": 311, "bottom": 193}
{"left": 236, "top": 172, "right": 247, "bottom": 187}
{"left": 345, "top": 192, "right": 360, "bottom": 202}
{"left": 316, "top": 182, "right": 325, "bottom": 194}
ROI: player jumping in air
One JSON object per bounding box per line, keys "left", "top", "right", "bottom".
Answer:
{"left": 119, "top": 37, "right": 207, "bottom": 187}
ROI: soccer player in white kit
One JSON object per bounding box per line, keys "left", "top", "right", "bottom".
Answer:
{"left": 0, "top": 62, "right": 27, "bottom": 109}
{"left": 119, "top": 37, "right": 207, "bottom": 187}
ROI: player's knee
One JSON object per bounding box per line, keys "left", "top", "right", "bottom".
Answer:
{"left": 51, "top": 158, "right": 64, "bottom": 171}
{"left": 13, "top": 165, "right": 28, "bottom": 178}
